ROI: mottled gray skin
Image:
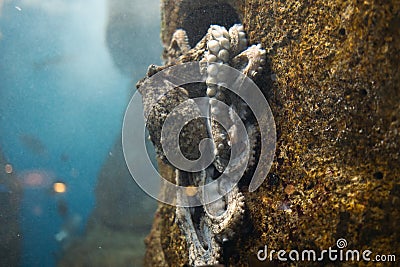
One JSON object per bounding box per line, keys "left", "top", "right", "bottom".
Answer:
{"left": 137, "top": 24, "right": 266, "bottom": 266}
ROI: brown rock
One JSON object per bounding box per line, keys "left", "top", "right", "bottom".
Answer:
{"left": 144, "top": 0, "right": 400, "bottom": 266}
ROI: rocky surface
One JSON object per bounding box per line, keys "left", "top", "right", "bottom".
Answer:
{"left": 144, "top": 0, "right": 400, "bottom": 266}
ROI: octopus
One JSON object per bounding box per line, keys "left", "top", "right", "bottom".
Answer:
{"left": 137, "top": 24, "right": 266, "bottom": 266}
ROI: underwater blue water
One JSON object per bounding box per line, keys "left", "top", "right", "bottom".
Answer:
{"left": 0, "top": 1, "right": 161, "bottom": 266}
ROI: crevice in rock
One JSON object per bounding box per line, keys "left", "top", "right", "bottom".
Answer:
{"left": 178, "top": 0, "right": 241, "bottom": 47}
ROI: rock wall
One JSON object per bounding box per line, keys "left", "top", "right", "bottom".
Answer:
{"left": 144, "top": 0, "right": 400, "bottom": 266}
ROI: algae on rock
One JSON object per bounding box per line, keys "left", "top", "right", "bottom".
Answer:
{"left": 144, "top": 0, "right": 400, "bottom": 266}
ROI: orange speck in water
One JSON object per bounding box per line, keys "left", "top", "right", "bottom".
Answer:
{"left": 5, "top": 164, "right": 13, "bottom": 174}
{"left": 53, "top": 182, "right": 67, "bottom": 193}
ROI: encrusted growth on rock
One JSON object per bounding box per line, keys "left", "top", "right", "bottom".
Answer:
{"left": 143, "top": 1, "right": 400, "bottom": 266}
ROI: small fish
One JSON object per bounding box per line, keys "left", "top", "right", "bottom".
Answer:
{"left": 33, "top": 54, "right": 75, "bottom": 71}
{"left": 19, "top": 134, "right": 47, "bottom": 156}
